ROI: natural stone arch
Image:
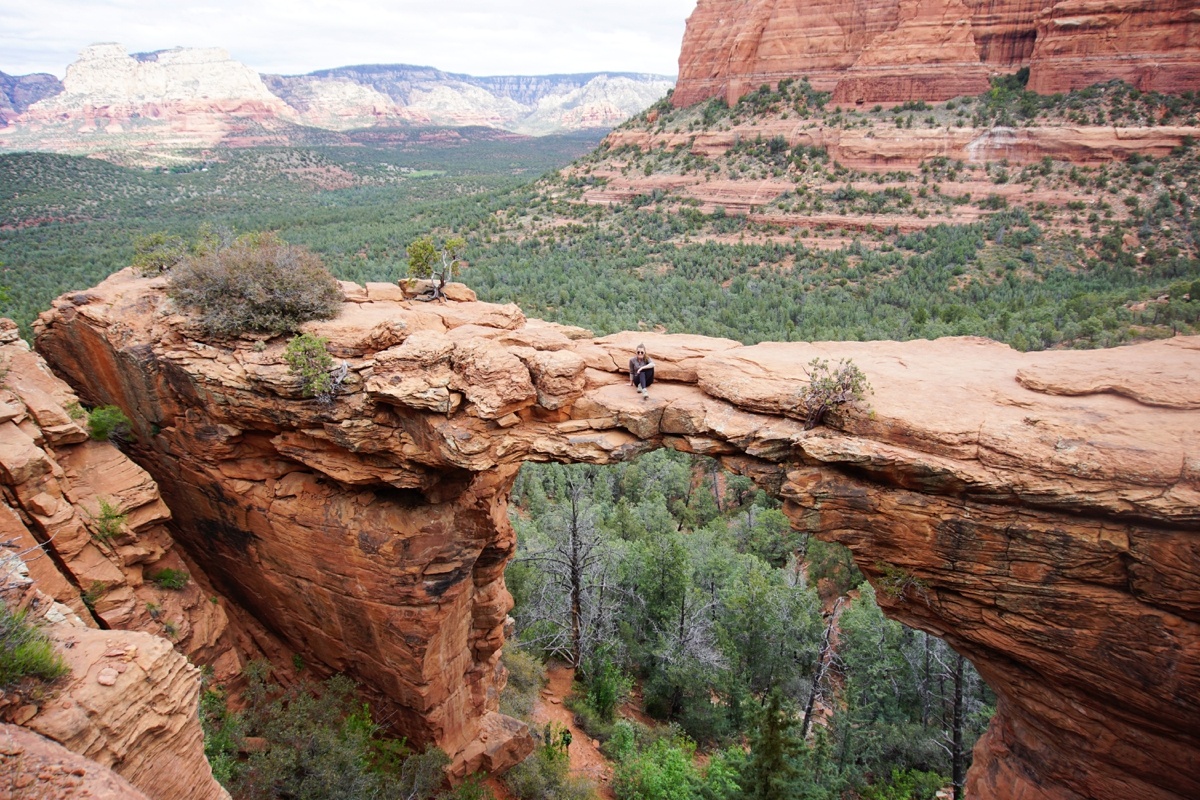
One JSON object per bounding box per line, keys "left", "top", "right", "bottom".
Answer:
{"left": 35, "top": 271, "right": 1200, "bottom": 799}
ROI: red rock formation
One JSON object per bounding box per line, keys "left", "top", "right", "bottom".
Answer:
{"left": 1, "top": 553, "right": 228, "bottom": 800}
{"left": 0, "top": 723, "right": 150, "bottom": 800}
{"left": 604, "top": 116, "right": 1199, "bottom": 173}
{"left": 0, "top": 319, "right": 246, "bottom": 678}
{"left": 1028, "top": 0, "right": 1200, "bottom": 95}
{"left": 674, "top": 0, "right": 1200, "bottom": 107}
{"left": 34, "top": 272, "right": 1199, "bottom": 798}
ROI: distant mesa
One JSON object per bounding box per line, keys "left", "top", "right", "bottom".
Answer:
{"left": 674, "top": 0, "right": 1200, "bottom": 107}
{"left": 0, "top": 43, "right": 674, "bottom": 156}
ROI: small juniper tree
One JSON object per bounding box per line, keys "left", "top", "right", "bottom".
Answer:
{"left": 796, "top": 357, "right": 871, "bottom": 429}
{"left": 406, "top": 235, "right": 467, "bottom": 300}
{"left": 284, "top": 333, "right": 339, "bottom": 403}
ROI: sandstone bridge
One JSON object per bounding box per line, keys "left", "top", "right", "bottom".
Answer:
{"left": 35, "top": 271, "right": 1200, "bottom": 800}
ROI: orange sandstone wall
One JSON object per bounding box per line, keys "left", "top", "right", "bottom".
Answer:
{"left": 673, "top": 0, "right": 1200, "bottom": 107}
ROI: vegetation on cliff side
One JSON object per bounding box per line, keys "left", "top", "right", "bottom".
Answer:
{"left": 201, "top": 661, "right": 482, "bottom": 800}
{"left": 0, "top": 603, "right": 69, "bottom": 689}
{"left": 166, "top": 231, "right": 342, "bottom": 336}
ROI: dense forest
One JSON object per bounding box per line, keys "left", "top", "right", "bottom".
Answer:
{"left": 504, "top": 454, "right": 992, "bottom": 800}
{"left": 3, "top": 75, "right": 1199, "bottom": 800}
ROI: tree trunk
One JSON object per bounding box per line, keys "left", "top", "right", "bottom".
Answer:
{"left": 801, "top": 597, "right": 842, "bottom": 739}
{"left": 568, "top": 490, "right": 583, "bottom": 668}
{"left": 952, "top": 652, "right": 966, "bottom": 800}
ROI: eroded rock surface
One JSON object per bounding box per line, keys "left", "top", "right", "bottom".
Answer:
{"left": 34, "top": 272, "right": 1199, "bottom": 797}
{"left": 0, "top": 723, "right": 150, "bottom": 799}
{"left": 674, "top": 0, "right": 1200, "bottom": 107}
{"left": 1, "top": 553, "right": 228, "bottom": 800}
{"left": 0, "top": 318, "right": 243, "bottom": 677}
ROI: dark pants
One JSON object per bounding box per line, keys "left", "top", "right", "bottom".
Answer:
{"left": 634, "top": 367, "right": 654, "bottom": 390}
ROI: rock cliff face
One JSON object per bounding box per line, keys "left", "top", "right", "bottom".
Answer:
{"left": 0, "top": 319, "right": 245, "bottom": 678}
{"left": 1, "top": 553, "right": 228, "bottom": 800}
{"left": 33, "top": 271, "right": 1199, "bottom": 798}
{"left": 265, "top": 66, "right": 675, "bottom": 135}
{"left": 673, "top": 0, "right": 1200, "bottom": 106}
{"left": 0, "top": 318, "right": 286, "bottom": 797}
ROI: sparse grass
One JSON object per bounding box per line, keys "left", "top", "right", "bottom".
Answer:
{"left": 0, "top": 604, "right": 69, "bottom": 688}
{"left": 87, "top": 497, "right": 127, "bottom": 544}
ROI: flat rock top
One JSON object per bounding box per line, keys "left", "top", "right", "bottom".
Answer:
{"left": 36, "top": 270, "right": 1200, "bottom": 522}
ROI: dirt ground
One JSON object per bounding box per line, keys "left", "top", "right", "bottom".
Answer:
{"left": 531, "top": 664, "right": 616, "bottom": 798}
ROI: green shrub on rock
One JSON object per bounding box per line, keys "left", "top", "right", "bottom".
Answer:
{"left": 795, "top": 358, "right": 871, "bottom": 429}
{"left": 0, "top": 604, "right": 69, "bottom": 688}
{"left": 284, "top": 332, "right": 337, "bottom": 402}
{"left": 87, "top": 405, "right": 133, "bottom": 442}
{"left": 167, "top": 232, "right": 341, "bottom": 337}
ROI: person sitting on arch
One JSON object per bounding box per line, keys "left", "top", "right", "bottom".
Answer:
{"left": 629, "top": 344, "right": 655, "bottom": 399}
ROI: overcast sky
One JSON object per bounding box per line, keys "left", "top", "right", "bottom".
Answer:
{"left": 1, "top": 0, "right": 698, "bottom": 78}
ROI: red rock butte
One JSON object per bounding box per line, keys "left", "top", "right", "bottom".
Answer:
{"left": 33, "top": 272, "right": 1200, "bottom": 798}
{"left": 673, "top": 0, "right": 1200, "bottom": 107}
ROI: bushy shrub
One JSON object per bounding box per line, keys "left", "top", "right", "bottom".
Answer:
{"left": 861, "top": 767, "right": 948, "bottom": 800}
{"left": 795, "top": 358, "right": 871, "bottom": 429}
{"left": 582, "top": 655, "right": 632, "bottom": 724}
{"left": 87, "top": 405, "right": 132, "bottom": 442}
{"left": 499, "top": 647, "right": 545, "bottom": 720}
{"left": 503, "top": 742, "right": 593, "bottom": 800}
{"left": 0, "top": 604, "right": 69, "bottom": 688}
{"left": 202, "top": 660, "right": 453, "bottom": 800}
{"left": 151, "top": 568, "right": 190, "bottom": 590}
{"left": 441, "top": 774, "right": 496, "bottom": 800}
{"left": 613, "top": 735, "right": 700, "bottom": 800}
{"left": 167, "top": 232, "right": 341, "bottom": 336}
{"left": 284, "top": 332, "right": 338, "bottom": 402}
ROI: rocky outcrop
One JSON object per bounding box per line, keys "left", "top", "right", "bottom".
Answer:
{"left": 0, "top": 318, "right": 242, "bottom": 678}
{"left": 674, "top": 0, "right": 1200, "bottom": 107}
{"left": 1, "top": 553, "right": 229, "bottom": 800}
{"left": 0, "top": 723, "right": 149, "bottom": 800}
{"left": 604, "top": 117, "right": 1200, "bottom": 172}
{"left": 1027, "top": 0, "right": 1200, "bottom": 95}
{"left": 34, "top": 271, "right": 1199, "bottom": 798}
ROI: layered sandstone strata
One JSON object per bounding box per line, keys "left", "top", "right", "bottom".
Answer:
{"left": 1, "top": 553, "right": 228, "bottom": 800}
{"left": 0, "top": 723, "right": 150, "bottom": 800}
{"left": 0, "top": 319, "right": 241, "bottom": 676}
{"left": 33, "top": 270, "right": 1199, "bottom": 798}
{"left": 674, "top": 0, "right": 1200, "bottom": 107}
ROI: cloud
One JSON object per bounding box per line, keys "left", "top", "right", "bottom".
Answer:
{"left": 0, "top": 0, "right": 696, "bottom": 77}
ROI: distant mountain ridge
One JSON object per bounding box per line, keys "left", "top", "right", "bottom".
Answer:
{"left": 0, "top": 71, "right": 63, "bottom": 125}
{"left": 0, "top": 44, "right": 673, "bottom": 159}
{"left": 264, "top": 63, "right": 673, "bottom": 135}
